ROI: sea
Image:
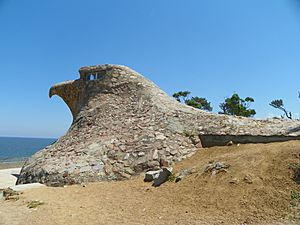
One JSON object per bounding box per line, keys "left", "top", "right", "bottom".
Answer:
{"left": 0, "top": 137, "right": 57, "bottom": 163}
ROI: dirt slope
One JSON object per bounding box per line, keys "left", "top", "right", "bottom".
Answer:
{"left": 1, "top": 141, "right": 300, "bottom": 225}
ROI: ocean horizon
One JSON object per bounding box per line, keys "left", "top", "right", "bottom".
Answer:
{"left": 0, "top": 136, "right": 57, "bottom": 163}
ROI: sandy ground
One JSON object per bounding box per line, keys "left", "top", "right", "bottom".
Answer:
{"left": 0, "top": 162, "right": 25, "bottom": 170}
{"left": 0, "top": 167, "right": 45, "bottom": 192}
{"left": 0, "top": 168, "right": 21, "bottom": 189}
{"left": 0, "top": 141, "right": 300, "bottom": 225}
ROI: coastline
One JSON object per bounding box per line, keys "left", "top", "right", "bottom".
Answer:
{"left": 0, "top": 136, "right": 56, "bottom": 171}
{"left": 0, "top": 161, "right": 25, "bottom": 170}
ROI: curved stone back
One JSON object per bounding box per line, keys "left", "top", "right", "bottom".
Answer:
{"left": 17, "top": 64, "right": 300, "bottom": 186}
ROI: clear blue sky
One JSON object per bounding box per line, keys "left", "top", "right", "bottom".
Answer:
{"left": 0, "top": 0, "right": 300, "bottom": 138}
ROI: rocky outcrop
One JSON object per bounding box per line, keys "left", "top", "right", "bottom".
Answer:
{"left": 17, "top": 64, "right": 300, "bottom": 186}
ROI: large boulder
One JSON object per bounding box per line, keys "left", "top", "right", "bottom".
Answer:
{"left": 17, "top": 64, "right": 300, "bottom": 186}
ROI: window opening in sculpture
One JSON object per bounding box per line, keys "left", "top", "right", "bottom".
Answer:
{"left": 87, "top": 73, "right": 105, "bottom": 81}
{"left": 87, "top": 74, "right": 96, "bottom": 80}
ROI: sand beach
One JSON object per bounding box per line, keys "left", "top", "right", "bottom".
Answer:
{"left": 0, "top": 161, "right": 25, "bottom": 170}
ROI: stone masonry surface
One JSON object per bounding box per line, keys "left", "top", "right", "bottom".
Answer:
{"left": 16, "top": 64, "right": 300, "bottom": 186}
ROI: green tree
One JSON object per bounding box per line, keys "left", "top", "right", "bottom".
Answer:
{"left": 172, "top": 91, "right": 191, "bottom": 102}
{"left": 219, "top": 93, "right": 256, "bottom": 117}
{"left": 185, "top": 97, "right": 213, "bottom": 111}
{"left": 269, "top": 99, "right": 292, "bottom": 119}
{"left": 172, "top": 91, "right": 213, "bottom": 111}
